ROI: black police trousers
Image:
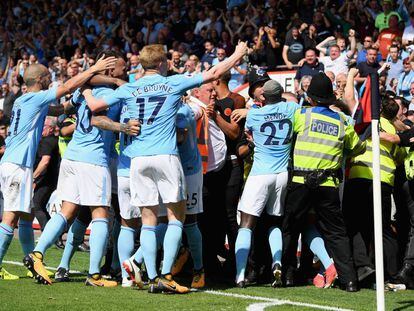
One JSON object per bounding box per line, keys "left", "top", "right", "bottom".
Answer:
{"left": 199, "top": 159, "right": 243, "bottom": 277}
{"left": 342, "top": 178, "right": 399, "bottom": 279}
{"left": 393, "top": 166, "right": 414, "bottom": 267}
{"left": 402, "top": 179, "right": 414, "bottom": 266}
{"left": 282, "top": 182, "right": 357, "bottom": 284}
{"left": 32, "top": 185, "right": 55, "bottom": 230}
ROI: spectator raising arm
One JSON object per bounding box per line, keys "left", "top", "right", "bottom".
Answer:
{"left": 346, "top": 29, "right": 357, "bottom": 59}
{"left": 344, "top": 68, "right": 359, "bottom": 115}
{"left": 256, "top": 27, "right": 265, "bottom": 50}
{"left": 316, "top": 36, "right": 335, "bottom": 57}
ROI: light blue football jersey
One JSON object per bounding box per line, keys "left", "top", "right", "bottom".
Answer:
{"left": 246, "top": 101, "right": 299, "bottom": 176}
{"left": 176, "top": 103, "right": 201, "bottom": 176}
{"left": 1, "top": 86, "right": 58, "bottom": 168}
{"left": 117, "top": 102, "right": 132, "bottom": 177}
{"left": 64, "top": 87, "right": 120, "bottom": 167}
{"left": 103, "top": 73, "right": 204, "bottom": 158}
{"left": 102, "top": 100, "right": 121, "bottom": 161}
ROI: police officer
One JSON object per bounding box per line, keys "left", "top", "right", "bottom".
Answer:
{"left": 282, "top": 73, "right": 366, "bottom": 292}
{"left": 343, "top": 97, "right": 405, "bottom": 285}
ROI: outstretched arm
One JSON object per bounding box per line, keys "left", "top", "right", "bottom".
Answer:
{"left": 202, "top": 41, "right": 247, "bottom": 83}
{"left": 316, "top": 36, "right": 334, "bottom": 57}
{"left": 56, "top": 55, "right": 117, "bottom": 99}
{"left": 344, "top": 68, "right": 358, "bottom": 114}
{"left": 346, "top": 30, "right": 356, "bottom": 59}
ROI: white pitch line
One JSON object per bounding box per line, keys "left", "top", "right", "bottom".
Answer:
{"left": 3, "top": 260, "right": 82, "bottom": 274}
{"left": 246, "top": 302, "right": 284, "bottom": 311}
{"left": 4, "top": 260, "right": 353, "bottom": 311}
{"left": 204, "top": 290, "right": 354, "bottom": 311}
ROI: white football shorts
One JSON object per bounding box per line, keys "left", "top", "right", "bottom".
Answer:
{"left": 184, "top": 169, "right": 203, "bottom": 215}
{"left": 158, "top": 169, "right": 203, "bottom": 217}
{"left": 0, "top": 162, "right": 33, "bottom": 213}
{"left": 130, "top": 155, "right": 186, "bottom": 208}
{"left": 57, "top": 159, "right": 111, "bottom": 207}
{"left": 238, "top": 171, "right": 288, "bottom": 217}
{"left": 118, "top": 176, "right": 141, "bottom": 219}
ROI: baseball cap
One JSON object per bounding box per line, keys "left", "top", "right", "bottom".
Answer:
{"left": 262, "top": 80, "right": 284, "bottom": 103}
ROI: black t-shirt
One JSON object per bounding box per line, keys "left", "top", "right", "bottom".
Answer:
{"left": 265, "top": 41, "right": 282, "bottom": 70}
{"left": 295, "top": 62, "right": 325, "bottom": 80}
{"left": 284, "top": 36, "right": 304, "bottom": 64}
{"left": 214, "top": 93, "right": 245, "bottom": 157}
{"left": 301, "top": 32, "right": 317, "bottom": 50}
{"left": 34, "top": 136, "right": 60, "bottom": 187}
{"left": 356, "top": 61, "right": 381, "bottom": 77}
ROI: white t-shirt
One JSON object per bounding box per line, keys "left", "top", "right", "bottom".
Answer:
{"left": 320, "top": 54, "right": 351, "bottom": 77}
{"left": 194, "top": 18, "right": 211, "bottom": 35}
{"left": 403, "top": 25, "right": 414, "bottom": 43}
{"left": 188, "top": 96, "right": 227, "bottom": 172}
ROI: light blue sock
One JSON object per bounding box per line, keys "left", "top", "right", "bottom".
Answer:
{"left": 156, "top": 223, "right": 168, "bottom": 250}
{"left": 111, "top": 219, "right": 121, "bottom": 271}
{"left": 0, "top": 223, "right": 14, "bottom": 266}
{"left": 133, "top": 223, "right": 168, "bottom": 266}
{"left": 184, "top": 222, "right": 203, "bottom": 271}
{"left": 161, "top": 220, "right": 183, "bottom": 275}
{"left": 34, "top": 213, "right": 67, "bottom": 256}
{"left": 268, "top": 226, "right": 283, "bottom": 266}
{"left": 18, "top": 219, "right": 34, "bottom": 256}
{"left": 118, "top": 226, "right": 136, "bottom": 278}
{"left": 140, "top": 225, "right": 158, "bottom": 280}
{"left": 235, "top": 228, "right": 252, "bottom": 283}
{"left": 303, "top": 224, "right": 333, "bottom": 269}
{"left": 58, "top": 219, "right": 87, "bottom": 270}
{"left": 134, "top": 247, "right": 144, "bottom": 265}
{"left": 89, "top": 218, "right": 109, "bottom": 275}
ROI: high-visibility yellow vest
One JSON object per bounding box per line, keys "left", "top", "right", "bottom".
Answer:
{"left": 292, "top": 106, "right": 366, "bottom": 187}
{"left": 115, "top": 140, "right": 120, "bottom": 155}
{"left": 58, "top": 117, "right": 76, "bottom": 157}
{"left": 349, "top": 117, "right": 406, "bottom": 186}
{"left": 404, "top": 147, "right": 414, "bottom": 180}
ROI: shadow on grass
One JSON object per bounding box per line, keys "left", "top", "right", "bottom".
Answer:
{"left": 393, "top": 300, "right": 414, "bottom": 311}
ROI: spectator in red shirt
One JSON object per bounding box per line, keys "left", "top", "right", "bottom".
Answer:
{"left": 376, "top": 15, "right": 403, "bottom": 59}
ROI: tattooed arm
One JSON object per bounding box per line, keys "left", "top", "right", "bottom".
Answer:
{"left": 91, "top": 114, "right": 140, "bottom": 136}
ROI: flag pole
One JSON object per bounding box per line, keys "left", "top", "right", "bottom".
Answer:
{"left": 370, "top": 73, "right": 385, "bottom": 311}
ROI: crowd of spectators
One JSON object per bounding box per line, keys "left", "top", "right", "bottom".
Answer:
{"left": 0, "top": 0, "right": 413, "bottom": 107}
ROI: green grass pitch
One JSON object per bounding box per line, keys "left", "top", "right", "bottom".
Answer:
{"left": 1, "top": 239, "right": 413, "bottom": 311}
